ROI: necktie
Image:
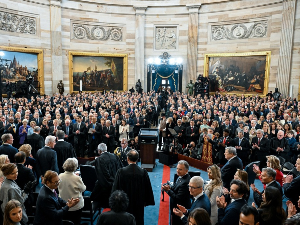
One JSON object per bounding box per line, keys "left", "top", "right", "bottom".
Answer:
{"left": 191, "top": 127, "right": 193, "bottom": 132}
{"left": 191, "top": 197, "right": 196, "bottom": 204}
{"left": 176, "top": 177, "right": 181, "bottom": 184}
{"left": 54, "top": 190, "right": 58, "bottom": 199}
{"left": 239, "top": 139, "right": 242, "bottom": 146}
{"left": 93, "top": 124, "right": 95, "bottom": 139}
{"left": 258, "top": 138, "right": 260, "bottom": 145}
{"left": 78, "top": 123, "right": 80, "bottom": 130}
{"left": 223, "top": 137, "right": 226, "bottom": 144}
{"left": 66, "top": 126, "right": 69, "bottom": 135}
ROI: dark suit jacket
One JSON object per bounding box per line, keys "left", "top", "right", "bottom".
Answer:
{"left": 251, "top": 137, "right": 270, "bottom": 161}
{"left": 15, "top": 163, "right": 36, "bottom": 190}
{"left": 185, "top": 126, "right": 199, "bottom": 144}
{"left": 133, "top": 117, "right": 144, "bottom": 134}
{"left": 0, "top": 144, "right": 18, "bottom": 163}
{"left": 218, "top": 199, "right": 247, "bottom": 225}
{"left": 102, "top": 126, "right": 115, "bottom": 146}
{"left": 32, "top": 117, "right": 43, "bottom": 126}
{"left": 26, "top": 133, "right": 45, "bottom": 159}
{"left": 53, "top": 141, "right": 76, "bottom": 174}
{"left": 181, "top": 193, "right": 211, "bottom": 224}
{"left": 253, "top": 180, "right": 282, "bottom": 207}
{"left": 36, "top": 146, "right": 59, "bottom": 178}
{"left": 33, "top": 185, "right": 68, "bottom": 225}
{"left": 220, "top": 124, "right": 235, "bottom": 138}
{"left": 73, "top": 122, "right": 87, "bottom": 145}
{"left": 88, "top": 122, "right": 101, "bottom": 143}
{"left": 48, "top": 125, "right": 62, "bottom": 136}
{"left": 270, "top": 137, "right": 290, "bottom": 160}
{"left": 61, "top": 124, "right": 74, "bottom": 143}
{"left": 234, "top": 137, "right": 250, "bottom": 159}
{"left": 283, "top": 174, "right": 300, "bottom": 212}
{"left": 221, "top": 156, "right": 243, "bottom": 190}
{"left": 97, "top": 211, "right": 136, "bottom": 225}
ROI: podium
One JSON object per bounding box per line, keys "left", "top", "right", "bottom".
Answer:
{"left": 138, "top": 128, "right": 159, "bottom": 172}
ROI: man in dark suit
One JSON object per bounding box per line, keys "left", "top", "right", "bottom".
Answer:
{"left": 26, "top": 126, "right": 44, "bottom": 159}
{"left": 73, "top": 115, "right": 87, "bottom": 157}
{"left": 283, "top": 155, "right": 300, "bottom": 212}
{"left": 133, "top": 112, "right": 144, "bottom": 137}
{"left": 97, "top": 190, "right": 136, "bottom": 225}
{"left": 102, "top": 120, "right": 115, "bottom": 153}
{"left": 15, "top": 151, "right": 36, "bottom": 189}
{"left": 54, "top": 130, "right": 76, "bottom": 174}
{"left": 172, "top": 176, "right": 211, "bottom": 224}
{"left": 32, "top": 112, "right": 42, "bottom": 126}
{"left": 91, "top": 143, "right": 122, "bottom": 208}
{"left": 217, "top": 129, "right": 235, "bottom": 164}
{"left": 270, "top": 130, "right": 290, "bottom": 161}
{"left": 49, "top": 119, "right": 62, "bottom": 136}
{"left": 221, "top": 147, "right": 243, "bottom": 190}
{"left": 251, "top": 167, "right": 282, "bottom": 207}
{"left": 162, "top": 160, "right": 191, "bottom": 225}
{"left": 36, "top": 135, "right": 59, "bottom": 178}
{"left": 87, "top": 116, "right": 101, "bottom": 157}
{"left": 124, "top": 113, "right": 134, "bottom": 126}
{"left": 61, "top": 119, "right": 74, "bottom": 145}
{"left": 0, "top": 133, "right": 18, "bottom": 163}
{"left": 114, "top": 138, "right": 132, "bottom": 167}
{"left": 4, "top": 117, "right": 19, "bottom": 147}
{"left": 0, "top": 116, "right": 8, "bottom": 139}
{"left": 251, "top": 129, "right": 270, "bottom": 169}
{"left": 234, "top": 131, "right": 251, "bottom": 165}
{"left": 152, "top": 101, "right": 161, "bottom": 126}
{"left": 185, "top": 120, "right": 199, "bottom": 145}
{"left": 174, "top": 119, "right": 186, "bottom": 146}
{"left": 33, "top": 170, "right": 79, "bottom": 225}
{"left": 217, "top": 179, "right": 248, "bottom": 225}
{"left": 112, "top": 150, "right": 155, "bottom": 225}
{"left": 220, "top": 118, "right": 235, "bottom": 138}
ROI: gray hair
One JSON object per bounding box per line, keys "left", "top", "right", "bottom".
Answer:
{"left": 256, "top": 129, "right": 264, "bottom": 135}
{"left": 238, "top": 130, "right": 244, "bottom": 135}
{"left": 1, "top": 133, "right": 12, "bottom": 143}
{"left": 178, "top": 160, "right": 189, "bottom": 171}
{"left": 190, "top": 176, "right": 204, "bottom": 188}
{"left": 63, "top": 158, "right": 78, "bottom": 172}
{"left": 33, "top": 126, "right": 41, "bottom": 132}
{"left": 56, "top": 130, "right": 65, "bottom": 139}
{"left": 225, "top": 147, "right": 237, "bottom": 155}
{"left": 45, "top": 135, "right": 56, "bottom": 145}
{"left": 262, "top": 167, "right": 276, "bottom": 179}
{"left": 98, "top": 143, "right": 107, "bottom": 152}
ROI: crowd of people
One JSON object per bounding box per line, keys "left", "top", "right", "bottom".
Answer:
{"left": 0, "top": 89, "right": 299, "bottom": 225}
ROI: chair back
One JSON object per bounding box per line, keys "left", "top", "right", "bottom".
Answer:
{"left": 80, "top": 165, "right": 97, "bottom": 192}
{"left": 244, "top": 161, "right": 260, "bottom": 185}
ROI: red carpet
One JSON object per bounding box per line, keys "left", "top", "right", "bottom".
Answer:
{"left": 158, "top": 165, "right": 170, "bottom": 225}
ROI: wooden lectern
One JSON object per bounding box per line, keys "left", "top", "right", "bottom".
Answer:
{"left": 138, "top": 128, "right": 159, "bottom": 172}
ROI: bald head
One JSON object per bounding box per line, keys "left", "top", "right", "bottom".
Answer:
{"left": 277, "top": 130, "right": 284, "bottom": 140}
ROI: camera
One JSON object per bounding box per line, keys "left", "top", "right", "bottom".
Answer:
{"left": 163, "top": 181, "right": 171, "bottom": 186}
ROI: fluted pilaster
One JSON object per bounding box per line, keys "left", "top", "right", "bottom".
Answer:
{"left": 276, "top": 0, "right": 296, "bottom": 97}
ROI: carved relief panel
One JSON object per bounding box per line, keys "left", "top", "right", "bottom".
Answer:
{"left": 154, "top": 26, "right": 178, "bottom": 50}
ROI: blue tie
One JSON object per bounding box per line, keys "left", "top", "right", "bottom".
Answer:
{"left": 93, "top": 124, "right": 95, "bottom": 139}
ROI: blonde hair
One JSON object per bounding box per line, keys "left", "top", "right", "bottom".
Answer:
{"left": 266, "top": 155, "right": 281, "bottom": 170}
{"left": 19, "top": 144, "right": 32, "bottom": 157}
{"left": 204, "top": 164, "right": 222, "bottom": 198}
{"left": 0, "top": 155, "right": 9, "bottom": 169}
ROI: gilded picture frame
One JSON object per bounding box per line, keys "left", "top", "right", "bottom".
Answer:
{"left": 0, "top": 46, "right": 44, "bottom": 95}
{"left": 69, "top": 51, "right": 128, "bottom": 93}
{"left": 203, "top": 51, "right": 271, "bottom": 96}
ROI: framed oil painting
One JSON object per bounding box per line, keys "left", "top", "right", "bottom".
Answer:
{"left": 0, "top": 46, "right": 44, "bottom": 95}
{"left": 69, "top": 51, "right": 128, "bottom": 93}
{"left": 204, "top": 51, "right": 271, "bottom": 96}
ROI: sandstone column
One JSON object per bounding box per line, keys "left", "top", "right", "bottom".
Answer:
{"left": 186, "top": 5, "right": 201, "bottom": 89}
{"left": 276, "top": 0, "right": 296, "bottom": 97}
{"left": 50, "top": 0, "right": 63, "bottom": 94}
{"left": 134, "top": 6, "right": 147, "bottom": 91}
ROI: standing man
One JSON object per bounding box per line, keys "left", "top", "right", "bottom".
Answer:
{"left": 162, "top": 160, "right": 191, "bottom": 225}
{"left": 159, "top": 113, "right": 167, "bottom": 150}
{"left": 270, "top": 130, "right": 290, "bottom": 161}
{"left": 221, "top": 147, "right": 243, "bottom": 190}
{"left": 73, "top": 115, "right": 87, "bottom": 157}
{"left": 251, "top": 129, "right": 270, "bottom": 169}
{"left": 54, "top": 130, "right": 76, "bottom": 174}
{"left": 217, "top": 129, "right": 234, "bottom": 164}
{"left": 26, "top": 126, "right": 44, "bottom": 159}
{"left": 0, "top": 133, "right": 18, "bottom": 163}
{"left": 172, "top": 176, "right": 211, "bottom": 224}
{"left": 133, "top": 113, "right": 143, "bottom": 138}
{"left": 91, "top": 143, "right": 122, "bottom": 208}
{"left": 114, "top": 138, "right": 132, "bottom": 167}
{"left": 112, "top": 150, "right": 155, "bottom": 225}
{"left": 102, "top": 120, "right": 115, "bottom": 153}
{"left": 87, "top": 116, "right": 101, "bottom": 157}
{"left": 36, "top": 136, "right": 59, "bottom": 178}
{"left": 234, "top": 131, "right": 251, "bottom": 165}
{"left": 62, "top": 119, "right": 74, "bottom": 145}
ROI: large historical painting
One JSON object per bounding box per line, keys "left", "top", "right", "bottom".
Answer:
{"left": 204, "top": 52, "right": 271, "bottom": 95}
{"left": 69, "top": 52, "right": 128, "bottom": 92}
{"left": 0, "top": 46, "right": 44, "bottom": 95}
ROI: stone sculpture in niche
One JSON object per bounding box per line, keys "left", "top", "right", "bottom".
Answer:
{"left": 0, "top": 11, "right": 36, "bottom": 35}
{"left": 211, "top": 20, "right": 268, "bottom": 41}
{"left": 72, "top": 23, "right": 122, "bottom": 41}
{"left": 155, "top": 26, "right": 177, "bottom": 50}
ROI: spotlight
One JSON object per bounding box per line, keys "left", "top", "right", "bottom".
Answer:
{"left": 154, "top": 58, "right": 161, "bottom": 65}
{"left": 176, "top": 58, "right": 182, "bottom": 64}
{"left": 0, "top": 52, "right": 4, "bottom": 57}
{"left": 148, "top": 58, "right": 153, "bottom": 64}
{"left": 169, "top": 58, "right": 175, "bottom": 65}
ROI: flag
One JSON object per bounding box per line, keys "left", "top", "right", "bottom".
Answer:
{"left": 95, "top": 65, "right": 97, "bottom": 70}
{"left": 111, "top": 59, "right": 116, "bottom": 76}
{"left": 87, "top": 66, "right": 91, "bottom": 71}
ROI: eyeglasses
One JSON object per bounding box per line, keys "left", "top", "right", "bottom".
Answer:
{"left": 188, "top": 185, "right": 201, "bottom": 190}
{"left": 51, "top": 179, "right": 61, "bottom": 185}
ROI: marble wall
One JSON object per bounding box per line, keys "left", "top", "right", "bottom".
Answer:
{"left": 0, "top": 0, "right": 299, "bottom": 98}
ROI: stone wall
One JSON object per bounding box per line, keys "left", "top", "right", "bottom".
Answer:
{"left": 0, "top": 0, "right": 298, "bottom": 98}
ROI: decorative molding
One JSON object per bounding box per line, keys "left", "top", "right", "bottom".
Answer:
{"left": 0, "top": 9, "right": 37, "bottom": 35}
{"left": 71, "top": 21, "right": 123, "bottom": 42}
{"left": 211, "top": 20, "right": 268, "bottom": 41}
{"left": 154, "top": 26, "right": 178, "bottom": 50}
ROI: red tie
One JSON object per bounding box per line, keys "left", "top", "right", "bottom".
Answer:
{"left": 191, "top": 127, "right": 193, "bottom": 132}
{"left": 223, "top": 137, "right": 226, "bottom": 144}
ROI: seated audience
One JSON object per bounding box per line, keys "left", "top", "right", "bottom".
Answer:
{"left": 58, "top": 158, "right": 86, "bottom": 225}
{"left": 257, "top": 186, "right": 286, "bottom": 225}
{"left": 173, "top": 176, "right": 211, "bottom": 224}
{"left": 216, "top": 179, "right": 248, "bottom": 225}
{"left": 97, "top": 190, "right": 136, "bottom": 225}
{"left": 205, "top": 164, "right": 223, "bottom": 225}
